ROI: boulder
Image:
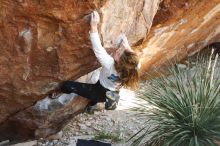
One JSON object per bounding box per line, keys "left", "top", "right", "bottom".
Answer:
{"left": 0, "top": 0, "right": 160, "bottom": 142}
{"left": 140, "top": 0, "right": 220, "bottom": 73}
{"left": 1, "top": 0, "right": 220, "bottom": 142}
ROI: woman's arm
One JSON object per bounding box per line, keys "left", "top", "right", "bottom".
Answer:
{"left": 89, "top": 11, "right": 114, "bottom": 69}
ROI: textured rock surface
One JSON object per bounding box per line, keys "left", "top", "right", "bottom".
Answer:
{"left": 0, "top": 0, "right": 159, "bottom": 142}
{"left": 139, "top": 0, "right": 220, "bottom": 73}
{"left": 1, "top": 0, "right": 220, "bottom": 142}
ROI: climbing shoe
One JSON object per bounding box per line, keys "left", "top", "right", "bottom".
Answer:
{"left": 105, "top": 91, "right": 120, "bottom": 110}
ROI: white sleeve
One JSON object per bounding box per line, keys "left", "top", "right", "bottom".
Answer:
{"left": 89, "top": 32, "right": 114, "bottom": 70}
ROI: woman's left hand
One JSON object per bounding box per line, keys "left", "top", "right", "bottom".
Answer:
{"left": 90, "top": 11, "right": 100, "bottom": 32}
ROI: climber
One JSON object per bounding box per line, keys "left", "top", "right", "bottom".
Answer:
{"left": 51, "top": 11, "right": 140, "bottom": 111}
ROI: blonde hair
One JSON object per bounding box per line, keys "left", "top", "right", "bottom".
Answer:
{"left": 114, "top": 50, "right": 140, "bottom": 89}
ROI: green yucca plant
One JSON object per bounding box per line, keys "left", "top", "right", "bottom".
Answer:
{"left": 131, "top": 51, "right": 220, "bottom": 146}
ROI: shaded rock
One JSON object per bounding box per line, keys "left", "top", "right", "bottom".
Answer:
{"left": 0, "top": 94, "right": 88, "bottom": 142}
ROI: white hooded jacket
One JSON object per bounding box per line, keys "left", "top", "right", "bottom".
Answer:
{"left": 89, "top": 32, "right": 120, "bottom": 91}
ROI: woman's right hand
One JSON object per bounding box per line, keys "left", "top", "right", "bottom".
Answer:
{"left": 90, "top": 11, "right": 100, "bottom": 32}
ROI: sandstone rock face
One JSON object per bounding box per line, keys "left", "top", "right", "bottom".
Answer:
{"left": 139, "top": 0, "right": 220, "bottom": 73}
{"left": 0, "top": 0, "right": 160, "bottom": 141}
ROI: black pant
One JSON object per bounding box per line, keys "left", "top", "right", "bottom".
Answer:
{"left": 61, "top": 81, "right": 109, "bottom": 105}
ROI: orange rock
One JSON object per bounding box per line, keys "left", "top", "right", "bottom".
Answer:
{"left": 139, "top": 0, "right": 220, "bottom": 74}
{"left": 0, "top": 0, "right": 159, "bottom": 142}
{"left": 1, "top": 0, "right": 220, "bottom": 142}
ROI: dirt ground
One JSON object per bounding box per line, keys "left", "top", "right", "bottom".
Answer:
{"left": 36, "top": 88, "right": 149, "bottom": 146}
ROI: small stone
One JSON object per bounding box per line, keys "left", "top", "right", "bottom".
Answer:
{"left": 47, "top": 131, "right": 63, "bottom": 140}
{"left": 69, "top": 139, "right": 76, "bottom": 144}
{"left": 0, "top": 140, "right": 10, "bottom": 146}
{"left": 87, "top": 131, "right": 93, "bottom": 135}
{"left": 85, "top": 122, "right": 91, "bottom": 127}
{"left": 78, "top": 123, "right": 87, "bottom": 130}
{"left": 106, "top": 117, "right": 111, "bottom": 121}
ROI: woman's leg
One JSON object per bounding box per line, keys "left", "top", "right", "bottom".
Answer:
{"left": 60, "top": 81, "right": 108, "bottom": 102}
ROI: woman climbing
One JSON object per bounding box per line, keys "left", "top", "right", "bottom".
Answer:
{"left": 56, "top": 11, "right": 140, "bottom": 111}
